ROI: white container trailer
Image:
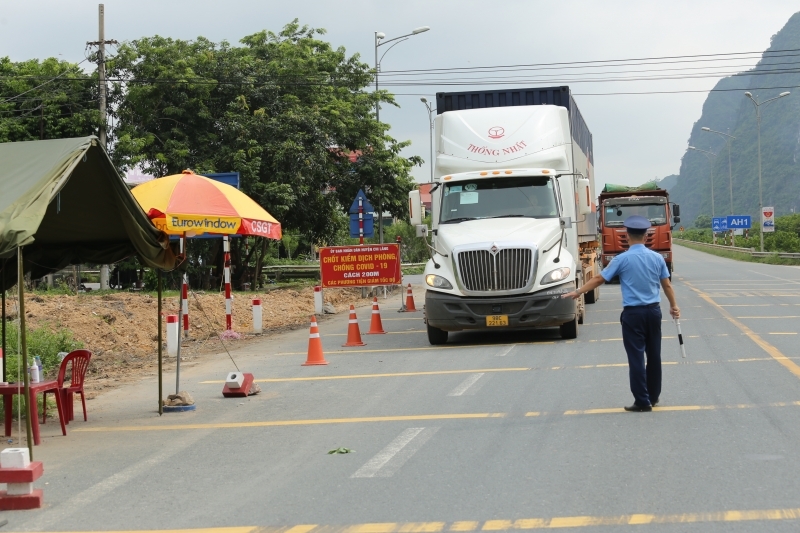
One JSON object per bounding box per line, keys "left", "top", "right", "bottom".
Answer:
{"left": 409, "top": 86, "right": 599, "bottom": 344}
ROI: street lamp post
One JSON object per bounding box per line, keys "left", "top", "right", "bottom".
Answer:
{"left": 420, "top": 98, "right": 436, "bottom": 182}
{"left": 701, "top": 127, "right": 736, "bottom": 245}
{"left": 373, "top": 26, "right": 430, "bottom": 244}
{"left": 688, "top": 146, "right": 717, "bottom": 244}
{"left": 745, "top": 91, "right": 790, "bottom": 252}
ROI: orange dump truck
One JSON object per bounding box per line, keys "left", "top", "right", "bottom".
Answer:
{"left": 598, "top": 183, "right": 681, "bottom": 275}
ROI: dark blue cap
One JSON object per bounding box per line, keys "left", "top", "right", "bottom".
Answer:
{"left": 623, "top": 215, "right": 651, "bottom": 231}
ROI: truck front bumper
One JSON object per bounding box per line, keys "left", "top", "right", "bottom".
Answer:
{"left": 425, "top": 283, "right": 576, "bottom": 332}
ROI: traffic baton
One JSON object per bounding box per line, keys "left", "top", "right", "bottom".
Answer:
{"left": 674, "top": 318, "right": 687, "bottom": 358}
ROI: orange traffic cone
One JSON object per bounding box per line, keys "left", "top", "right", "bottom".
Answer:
{"left": 404, "top": 283, "right": 418, "bottom": 312}
{"left": 302, "top": 315, "right": 328, "bottom": 366}
{"left": 342, "top": 305, "right": 366, "bottom": 347}
{"left": 367, "top": 297, "right": 386, "bottom": 334}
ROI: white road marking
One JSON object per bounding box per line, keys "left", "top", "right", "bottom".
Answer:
{"left": 496, "top": 345, "right": 516, "bottom": 357}
{"left": 18, "top": 428, "right": 214, "bottom": 531}
{"left": 352, "top": 427, "right": 439, "bottom": 478}
{"left": 448, "top": 373, "right": 485, "bottom": 396}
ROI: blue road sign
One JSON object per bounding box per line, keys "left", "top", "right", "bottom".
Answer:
{"left": 712, "top": 217, "right": 727, "bottom": 232}
{"left": 726, "top": 215, "right": 751, "bottom": 229}
{"left": 349, "top": 213, "right": 374, "bottom": 238}
{"left": 349, "top": 189, "right": 374, "bottom": 214}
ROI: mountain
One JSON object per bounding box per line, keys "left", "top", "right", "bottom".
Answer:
{"left": 657, "top": 174, "right": 678, "bottom": 191}
{"left": 668, "top": 12, "right": 800, "bottom": 226}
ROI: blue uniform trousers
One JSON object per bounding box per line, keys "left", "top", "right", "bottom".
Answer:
{"left": 620, "top": 303, "right": 662, "bottom": 407}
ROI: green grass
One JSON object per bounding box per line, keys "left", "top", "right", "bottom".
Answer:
{"left": 674, "top": 240, "right": 800, "bottom": 266}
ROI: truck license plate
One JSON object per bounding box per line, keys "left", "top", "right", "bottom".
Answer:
{"left": 486, "top": 315, "right": 508, "bottom": 327}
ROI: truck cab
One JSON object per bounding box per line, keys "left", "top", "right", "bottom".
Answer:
{"left": 598, "top": 187, "right": 680, "bottom": 274}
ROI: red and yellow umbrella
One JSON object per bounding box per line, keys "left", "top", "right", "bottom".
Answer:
{"left": 132, "top": 170, "right": 281, "bottom": 240}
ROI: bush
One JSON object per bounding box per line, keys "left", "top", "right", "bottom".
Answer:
{"left": 2, "top": 320, "right": 84, "bottom": 380}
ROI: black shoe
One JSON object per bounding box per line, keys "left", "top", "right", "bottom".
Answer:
{"left": 651, "top": 399, "right": 659, "bottom": 406}
{"left": 624, "top": 404, "right": 652, "bottom": 412}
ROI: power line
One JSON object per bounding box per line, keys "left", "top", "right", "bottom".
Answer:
{"left": 0, "top": 58, "right": 89, "bottom": 105}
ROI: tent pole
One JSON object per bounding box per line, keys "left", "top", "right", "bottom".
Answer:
{"left": 2, "top": 257, "right": 6, "bottom": 384}
{"left": 158, "top": 269, "right": 163, "bottom": 416}
{"left": 17, "top": 248, "right": 34, "bottom": 460}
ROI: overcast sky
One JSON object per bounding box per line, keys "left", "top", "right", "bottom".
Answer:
{"left": 1, "top": 0, "right": 798, "bottom": 190}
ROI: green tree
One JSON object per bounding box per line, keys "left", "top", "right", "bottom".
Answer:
{"left": 0, "top": 57, "right": 99, "bottom": 142}
{"left": 108, "top": 21, "right": 420, "bottom": 244}
{"left": 694, "top": 214, "right": 712, "bottom": 229}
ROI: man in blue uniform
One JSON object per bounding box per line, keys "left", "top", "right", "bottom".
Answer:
{"left": 563, "top": 215, "right": 680, "bottom": 412}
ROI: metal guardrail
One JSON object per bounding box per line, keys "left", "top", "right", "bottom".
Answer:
{"left": 673, "top": 239, "right": 755, "bottom": 254}
{"left": 675, "top": 239, "right": 800, "bottom": 259}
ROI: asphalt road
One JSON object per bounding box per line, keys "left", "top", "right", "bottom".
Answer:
{"left": 5, "top": 245, "right": 800, "bottom": 532}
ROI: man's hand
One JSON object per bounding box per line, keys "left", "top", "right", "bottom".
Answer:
{"left": 561, "top": 291, "right": 581, "bottom": 300}
{"left": 670, "top": 306, "right": 680, "bottom": 319}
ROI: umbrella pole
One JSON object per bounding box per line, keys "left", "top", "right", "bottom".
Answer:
{"left": 17, "top": 247, "right": 33, "bottom": 459}
{"left": 175, "top": 236, "right": 184, "bottom": 395}
{"left": 158, "top": 269, "right": 163, "bottom": 416}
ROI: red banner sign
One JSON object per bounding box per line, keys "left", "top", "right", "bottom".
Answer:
{"left": 320, "top": 244, "right": 402, "bottom": 288}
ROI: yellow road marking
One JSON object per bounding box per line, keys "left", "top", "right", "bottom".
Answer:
{"left": 200, "top": 368, "right": 531, "bottom": 384}
{"left": 563, "top": 401, "right": 800, "bottom": 416}
{"left": 769, "top": 332, "right": 798, "bottom": 335}
{"left": 73, "top": 413, "right": 508, "bottom": 433}
{"left": 327, "top": 330, "right": 425, "bottom": 336}
{"left": 685, "top": 281, "right": 800, "bottom": 381}
{"left": 200, "top": 358, "right": 776, "bottom": 384}
{"left": 277, "top": 342, "right": 556, "bottom": 356}
{"left": 55, "top": 507, "right": 800, "bottom": 531}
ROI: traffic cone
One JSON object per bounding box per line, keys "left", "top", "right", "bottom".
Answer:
{"left": 404, "top": 283, "right": 418, "bottom": 312}
{"left": 342, "top": 305, "right": 366, "bottom": 347}
{"left": 302, "top": 315, "right": 328, "bottom": 366}
{"left": 367, "top": 297, "right": 386, "bottom": 334}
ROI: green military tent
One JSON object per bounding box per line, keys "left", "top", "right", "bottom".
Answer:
{"left": 0, "top": 136, "right": 176, "bottom": 289}
{"left": 0, "top": 137, "right": 177, "bottom": 430}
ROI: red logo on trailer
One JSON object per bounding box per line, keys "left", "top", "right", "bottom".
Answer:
{"left": 488, "top": 126, "right": 505, "bottom": 139}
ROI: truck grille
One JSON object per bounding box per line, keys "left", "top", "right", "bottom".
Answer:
{"left": 457, "top": 248, "right": 534, "bottom": 292}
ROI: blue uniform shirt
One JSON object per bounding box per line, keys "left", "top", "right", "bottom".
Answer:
{"left": 601, "top": 244, "right": 670, "bottom": 307}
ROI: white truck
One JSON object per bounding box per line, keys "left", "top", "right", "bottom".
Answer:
{"left": 409, "top": 86, "right": 599, "bottom": 344}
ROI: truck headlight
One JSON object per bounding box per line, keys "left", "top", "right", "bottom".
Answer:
{"left": 426, "top": 274, "right": 453, "bottom": 289}
{"left": 540, "top": 267, "right": 571, "bottom": 285}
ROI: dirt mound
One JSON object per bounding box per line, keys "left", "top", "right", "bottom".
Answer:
{"left": 2, "top": 285, "right": 392, "bottom": 397}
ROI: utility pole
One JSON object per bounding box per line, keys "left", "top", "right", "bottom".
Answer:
{"left": 87, "top": 4, "right": 118, "bottom": 148}
{"left": 87, "top": 4, "right": 117, "bottom": 290}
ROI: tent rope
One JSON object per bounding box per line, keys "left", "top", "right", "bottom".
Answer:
{"left": 188, "top": 289, "right": 240, "bottom": 372}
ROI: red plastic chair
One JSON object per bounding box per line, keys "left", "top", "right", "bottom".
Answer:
{"left": 53, "top": 350, "right": 92, "bottom": 424}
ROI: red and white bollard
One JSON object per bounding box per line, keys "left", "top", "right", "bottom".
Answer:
{"left": 182, "top": 273, "right": 189, "bottom": 337}
{"left": 166, "top": 314, "right": 178, "bottom": 357}
{"left": 314, "top": 286, "right": 323, "bottom": 315}
{"left": 0, "top": 448, "right": 44, "bottom": 510}
{"left": 252, "top": 299, "right": 262, "bottom": 334}
{"left": 224, "top": 236, "right": 232, "bottom": 331}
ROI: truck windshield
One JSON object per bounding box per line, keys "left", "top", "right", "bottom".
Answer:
{"left": 604, "top": 204, "right": 667, "bottom": 226}
{"left": 440, "top": 176, "right": 558, "bottom": 223}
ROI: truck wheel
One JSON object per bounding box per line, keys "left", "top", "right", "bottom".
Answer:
{"left": 560, "top": 315, "right": 578, "bottom": 339}
{"left": 585, "top": 286, "right": 598, "bottom": 304}
{"left": 427, "top": 324, "right": 448, "bottom": 345}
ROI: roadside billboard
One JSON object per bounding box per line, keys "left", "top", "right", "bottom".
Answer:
{"left": 320, "top": 244, "right": 401, "bottom": 288}
{"left": 762, "top": 207, "right": 775, "bottom": 233}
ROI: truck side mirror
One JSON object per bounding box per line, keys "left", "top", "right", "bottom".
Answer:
{"left": 559, "top": 216, "right": 573, "bottom": 229}
{"left": 673, "top": 216, "right": 681, "bottom": 224}
{"left": 577, "top": 178, "right": 591, "bottom": 215}
{"left": 415, "top": 224, "right": 429, "bottom": 238}
{"left": 409, "top": 190, "right": 422, "bottom": 225}
{"left": 673, "top": 204, "right": 681, "bottom": 217}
